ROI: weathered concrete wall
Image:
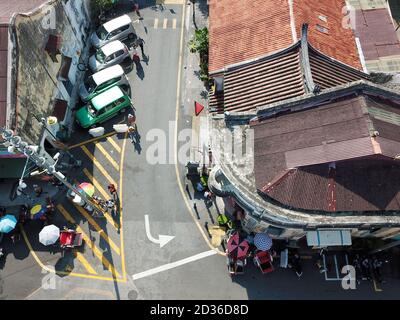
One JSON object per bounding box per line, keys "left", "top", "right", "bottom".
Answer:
{"left": 12, "top": 0, "right": 90, "bottom": 144}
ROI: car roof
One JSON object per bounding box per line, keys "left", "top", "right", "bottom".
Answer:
{"left": 92, "top": 65, "right": 124, "bottom": 85}
{"left": 91, "top": 86, "right": 125, "bottom": 110}
{"left": 104, "top": 14, "right": 132, "bottom": 32}
{"left": 100, "top": 40, "right": 126, "bottom": 56}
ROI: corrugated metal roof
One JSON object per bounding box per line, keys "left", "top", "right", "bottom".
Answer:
{"left": 0, "top": 0, "right": 47, "bottom": 24}
{"left": 354, "top": 8, "right": 400, "bottom": 61}
{"left": 253, "top": 95, "right": 400, "bottom": 212}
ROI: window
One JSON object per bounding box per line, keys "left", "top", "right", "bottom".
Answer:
{"left": 266, "top": 226, "right": 284, "bottom": 236}
{"left": 45, "top": 34, "right": 62, "bottom": 62}
{"left": 115, "top": 50, "right": 124, "bottom": 58}
{"left": 119, "top": 25, "right": 129, "bottom": 32}
{"left": 59, "top": 55, "right": 72, "bottom": 80}
{"left": 316, "top": 24, "right": 329, "bottom": 34}
{"left": 318, "top": 15, "right": 327, "bottom": 23}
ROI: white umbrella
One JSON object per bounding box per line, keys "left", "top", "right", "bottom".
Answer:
{"left": 39, "top": 225, "right": 60, "bottom": 246}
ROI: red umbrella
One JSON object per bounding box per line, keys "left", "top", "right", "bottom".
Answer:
{"left": 227, "top": 231, "right": 249, "bottom": 260}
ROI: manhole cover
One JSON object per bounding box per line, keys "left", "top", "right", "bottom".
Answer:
{"left": 128, "top": 290, "right": 138, "bottom": 300}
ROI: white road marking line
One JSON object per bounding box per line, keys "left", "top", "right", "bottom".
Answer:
{"left": 172, "top": 18, "right": 177, "bottom": 29}
{"left": 163, "top": 18, "right": 168, "bottom": 29}
{"left": 154, "top": 18, "right": 158, "bottom": 29}
{"left": 186, "top": 4, "right": 190, "bottom": 31}
{"left": 132, "top": 250, "right": 218, "bottom": 280}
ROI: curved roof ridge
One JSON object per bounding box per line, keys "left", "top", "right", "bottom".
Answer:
{"left": 214, "top": 41, "right": 301, "bottom": 75}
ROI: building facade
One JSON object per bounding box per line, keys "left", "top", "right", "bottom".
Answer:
{"left": 1, "top": 0, "right": 92, "bottom": 176}
{"left": 207, "top": 0, "right": 400, "bottom": 245}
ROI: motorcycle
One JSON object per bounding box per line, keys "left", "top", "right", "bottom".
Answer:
{"left": 288, "top": 249, "right": 303, "bottom": 278}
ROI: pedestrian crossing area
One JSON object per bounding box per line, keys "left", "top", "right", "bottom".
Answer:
{"left": 148, "top": 17, "right": 179, "bottom": 29}
{"left": 22, "top": 131, "right": 128, "bottom": 282}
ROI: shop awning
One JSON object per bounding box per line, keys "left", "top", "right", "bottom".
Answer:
{"left": 0, "top": 157, "right": 28, "bottom": 178}
{"left": 306, "top": 230, "right": 352, "bottom": 247}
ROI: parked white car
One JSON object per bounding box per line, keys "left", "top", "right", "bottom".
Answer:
{"left": 90, "top": 14, "right": 136, "bottom": 49}
{"left": 89, "top": 40, "right": 133, "bottom": 72}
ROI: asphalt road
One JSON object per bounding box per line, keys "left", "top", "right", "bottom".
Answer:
{"left": 2, "top": 1, "right": 400, "bottom": 300}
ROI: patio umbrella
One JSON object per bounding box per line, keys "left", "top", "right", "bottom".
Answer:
{"left": 78, "top": 182, "right": 95, "bottom": 197}
{"left": 0, "top": 215, "right": 17, "bottom": 233}
{"left": 227, "top": 231, "right": 249, "bottom": 260}
{"left": 30, "top": 204, "right": 46, "bottom": 220}
{"left": 254, "top": 233, "right": 273, "bottom": 251}
{"left": 39, "top": 224, "right": 60, "bottom": 246}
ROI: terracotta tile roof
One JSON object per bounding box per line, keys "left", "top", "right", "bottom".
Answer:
{"left": 209, "top": 0, "right": 293, "bottom": 73}
{"left": 293, "top": 0, "right": 362, "bottom": 69}
{"left": 252, "top": 95, "right": 400, "bottom": 212}
{"left": 354, "top": 8, "right": 400, "bottom": 61}
{"left": 209, "top": 0, "right": 362, "bottom": 73}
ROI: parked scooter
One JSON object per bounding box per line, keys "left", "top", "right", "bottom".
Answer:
{"left": 288, "top": 249, "right": 303, "bottom": 278}
{"left": 371, "top": 256, "right": 389, "bottom": 284}
{"left": 315, "top": 248, "right": 327, "bottom": 273}
{"left": 361, "top": 256, "right": 372, "bottom": 280}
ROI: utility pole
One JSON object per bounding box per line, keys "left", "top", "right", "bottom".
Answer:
{"left": 1, "top": 127, "right": 103, "bottom": 215}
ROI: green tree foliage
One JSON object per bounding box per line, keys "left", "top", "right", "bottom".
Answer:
{"left": 188, "top": 27, "right": 209, "bottom": 83}
{"left": 91, "top": 0, "right": 114, "bottom": 15}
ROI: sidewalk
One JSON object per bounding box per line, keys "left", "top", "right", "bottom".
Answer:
{"left": 0, "top": 179, "right": 60, "bottom": 209}
{"left": 181, "top": 2, "right": 227, "bottom": 248}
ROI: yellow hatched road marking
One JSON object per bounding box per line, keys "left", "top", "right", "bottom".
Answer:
{"left": 57, "top": 204, "right": 121, "bottom": 278}
{"left": 21, "top": 227, "right": 125, "bottom": 282}
{"left": 172, "top": 19, "right": 177, "bottom": 29}
{"left": 68, "top": 131, "right": 116, "bottom": 150}
{"left": 82, "top": 168, "right": 120, "bottom": 230}
{"left": 73, "top": 250, "right": 98, "bottom": 275}
{"left": 163, "top": 18, "right": 168, "bottom": 29}
{"left": 154, "top": 18, "right": 158, "bottom": 29}
{"left": 80, "top": 145, "right": 118, "bottom": 186}
{"left": 119, "top": 132, "right": 128, "bottom": 281}
{"left": 107, "top": 136, "right": 121, "bottom": 153}
{"left": 94, "top": 142, "right": 120, "bottom": 171}
{"left": 72, "top": 203, "right": 121, "bottom": 256}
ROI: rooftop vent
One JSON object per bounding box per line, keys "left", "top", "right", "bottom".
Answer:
{"left": 316, "top": 24, "right": 329, "bottom": 34}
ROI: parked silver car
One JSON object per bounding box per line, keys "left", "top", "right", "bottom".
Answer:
{"left": 89, "top": 40, "right": 133, "bottom": 72}
{"left": 91, "top": 14, "right": 136, "bottom": 49}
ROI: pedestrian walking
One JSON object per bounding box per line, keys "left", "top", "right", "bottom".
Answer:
{"left": 133, "top": 2, "right": 142, "bottom": 19}
{"left": 127, "top": 113, "right": 137, "bottom": 142}
{"left": 135, "top": 37, "right": 145, "bottom": 57}
{"left": 107, "top": 183, "right": 118, "bottom": 201}
{"left": 132, "top": 49, "right": 141, "bottom": 66}
{"left": 105, "top": 199, "right": 115, "bottom": 215}
{"left": 33, "top": 184, "right": 43, "bottom": 197}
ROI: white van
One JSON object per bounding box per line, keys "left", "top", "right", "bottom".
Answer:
{"left": 79, "top": 64, "right": 130, "bottom": 102}
{"left": 91, "top": 14, "right": 137, "bottom": 49}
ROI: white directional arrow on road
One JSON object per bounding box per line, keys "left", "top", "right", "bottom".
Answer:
{"left": 144, "top": 215, "right": 175, "bottom": 248}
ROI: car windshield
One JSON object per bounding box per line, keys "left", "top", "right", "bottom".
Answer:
{"left": 95, "top": 49, "right": 106, "bottom": 63}
{"left": 87, "top": 103, "right": 98, "bottom": 116}
{"left": 96, "top": 26, "right": 108, "bottom": 40}
{"left": 84, "top": 76, "right": 97, "bottom": 92}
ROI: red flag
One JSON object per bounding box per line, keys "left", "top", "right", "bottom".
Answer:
{"left": 194, "top": 101, "right": 204, "bottom": 116}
